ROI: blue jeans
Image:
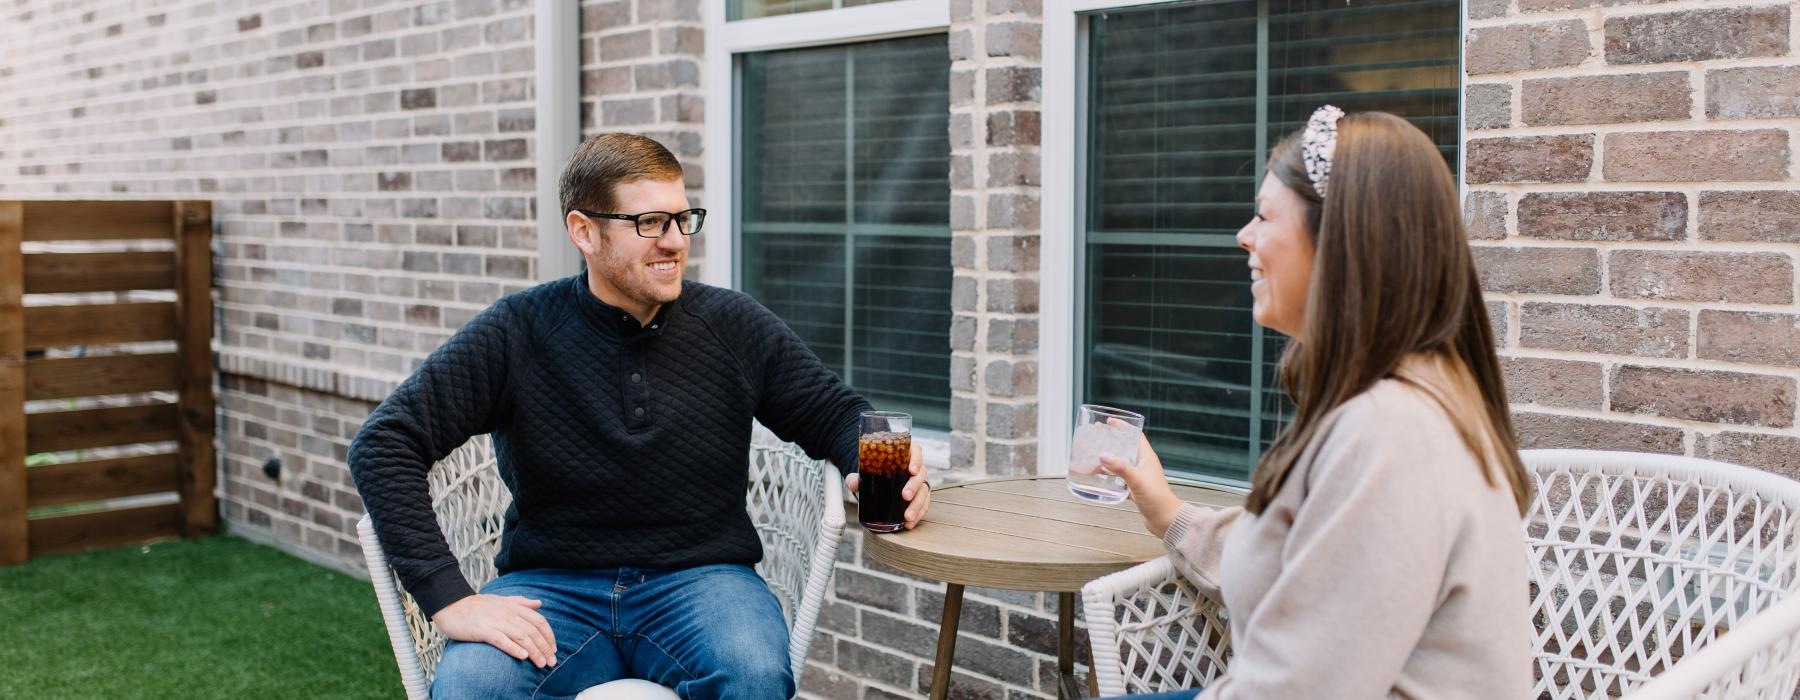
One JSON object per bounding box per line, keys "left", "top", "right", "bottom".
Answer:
{"left": 430, "top": 564, "right": 793, "bottom": 700}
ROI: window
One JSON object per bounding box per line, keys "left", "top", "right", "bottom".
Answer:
{"left": 738, "top": 34, "right": 954, "bottom": 429}
{"left": 729, "top": 0, "right": 904, "bottom": 20}
{"left": 1080, "top": 0, "right": 1460, "bottom": 483}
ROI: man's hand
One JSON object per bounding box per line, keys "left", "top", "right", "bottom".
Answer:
{"left": 431, "top": 594, "right": 558, "bottom": 668}
{"left": 844, "top": 442, "right": 933, "bottom": 529}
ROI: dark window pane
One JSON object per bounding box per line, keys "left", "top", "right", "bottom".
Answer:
{"left": 1083, "top": 0, "right": 1458, "bottom": 482}
{"left": 741, "top": 35, "right": 953, "bottom": 429}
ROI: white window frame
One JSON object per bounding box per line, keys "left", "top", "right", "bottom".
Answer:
{"left": 1039, "top": 0, "right": 1468, "bottom": 485}
{"left": 702, "top": 0, "right": 954, "bottom": 466}
{"left": 701, "top": 0, "right": 951, "bottom": 289}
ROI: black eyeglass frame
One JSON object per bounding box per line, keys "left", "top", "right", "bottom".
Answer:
{"left": 571, "top": 208, "right": 707, "bottom": 238}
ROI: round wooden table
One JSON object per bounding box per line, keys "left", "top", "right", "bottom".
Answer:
{"left": 864, "top": 476, "right": 1243, "bottom": 699}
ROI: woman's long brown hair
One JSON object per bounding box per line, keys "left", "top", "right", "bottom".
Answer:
{"left": 1245, "top": 112, "right": 1532, "bottom": 516}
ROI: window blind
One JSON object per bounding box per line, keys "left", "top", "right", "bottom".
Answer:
{"left": 1083, "top": 0, "right": 1461, "bottom": 482}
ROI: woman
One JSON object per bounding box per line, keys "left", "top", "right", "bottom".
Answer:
{"left": 1100, "top": 107, "right": 1534, "bottom": 699}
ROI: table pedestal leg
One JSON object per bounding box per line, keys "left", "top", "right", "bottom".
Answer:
{"left": 930, "top": 583, "right": 965, "bottom": 700}
{"left": 1058, "top": 592, "right": 1082, "bottom": 699}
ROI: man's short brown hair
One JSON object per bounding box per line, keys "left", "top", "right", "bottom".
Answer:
{"left": 559, "top": 133, "right": 684, "bottom": 215}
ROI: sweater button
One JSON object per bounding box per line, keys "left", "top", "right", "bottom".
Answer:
{"left": 630, "top": 373, "right": 642, "bottom": 383}
{"left": 634, "top": 407, "right": 645, "bottom": 417}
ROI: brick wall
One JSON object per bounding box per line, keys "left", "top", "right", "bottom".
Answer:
{"left": 948, "top": 0, "right": 1045, "bottom": 477}
{"left": 577, "top": 0, "right": 708, "bottom": 275}
{"left": 0, "top": 0, "right": 543, "bottom": 571}
{"left": 1464, "top": 0, "right": 1800, "bottom": 475}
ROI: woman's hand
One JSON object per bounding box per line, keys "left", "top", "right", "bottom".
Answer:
{"left": 1100, "top": 431, "right": 1185, "bottom": 539}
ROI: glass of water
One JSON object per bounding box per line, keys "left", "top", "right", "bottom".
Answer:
{"left": 1067, "top": 404, "right": 1145, "bottom": 504}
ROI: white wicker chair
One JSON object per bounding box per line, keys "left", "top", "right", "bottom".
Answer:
{"left": 356, "top": 432, "right": 846, "bottom": 699}
{"left": 1082, "top": 449, "right": 1800, "bottom": 698}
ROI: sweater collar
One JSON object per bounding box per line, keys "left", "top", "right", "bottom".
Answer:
{"left": 569, "top": 271, "right": 675, "bottom": 339}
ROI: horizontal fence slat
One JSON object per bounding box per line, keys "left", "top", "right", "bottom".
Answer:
{"left": 25, "top": 353, "right": 180, "bottom": 400}
{"left": 23, "top": 302, "right": 177, "bottom": 348}
{"left": 24, "top": 252, "right": 176, "bottom": 294}
{"left": 27, "top": 453, "right": 180, "bottom": 509}
{"left": 21, "top": 201, "right": 174, "bottom": 241}
{"left": 25, "top": 403, "right": 180, "bottom": 453}
{"left": 28, "top": 502, "right": 182, "bottom": 558}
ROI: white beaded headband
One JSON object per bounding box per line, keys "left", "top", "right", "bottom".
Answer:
{"left": 1301, "top": 105, "right": 1345, "bottom": 198}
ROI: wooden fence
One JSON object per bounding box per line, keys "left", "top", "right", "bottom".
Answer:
{"left": 0, "top": 201, "right": 216, "bottom": 565}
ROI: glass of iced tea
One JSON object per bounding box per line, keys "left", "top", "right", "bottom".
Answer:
{"left": 857, "top": 411, "right": 912, "bottom": 533}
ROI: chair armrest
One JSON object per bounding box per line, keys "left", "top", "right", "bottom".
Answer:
{"left": 1083, "top": 555, "right": 1233, "bottom": 696}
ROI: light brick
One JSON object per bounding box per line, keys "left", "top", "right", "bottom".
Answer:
{"left": 1463, "top": 191, "right": 1507, "bottom": 240}
{"left": 1521, "top": 72, "right": 1689, "bottom": 126}
{"left": 1471, "top": 247, "right": 1601, "bottom": 295}
{"left": 1697, "top": 311, "right": 1800, "bottom": 368}
{"left": 1708, "top": 65, "right": 1800, "bottom": 120}
{"left": 1608, "top": 251, "right": 1792, "bottom": 304}
{"left": 1603, "top": 130, "right": 1788, "bottom": 183}
{"left": 1503, "top": 356, "right": 1604, "bottom": 410}
{"left": 1519, "top": 303, "right": 1688, "bottom": 358}
{"left": 1605, "top": 6, "right": 1789, "bottom": 65}
{"left": 1516, "top": 191, "right": 1686, "bottom": 241}
{"left": 1698, "top": 191, "right": 1800, "bottom": 243}
{"left": 1465, "top": 20, "right": 1591, "bottom": 75}
{"left": 1465, "top": 83, "right": 1511, "bottom": 130}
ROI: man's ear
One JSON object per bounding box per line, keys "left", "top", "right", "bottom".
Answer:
{"left": 566, "top": 210, "right": 598, "bottom": 257}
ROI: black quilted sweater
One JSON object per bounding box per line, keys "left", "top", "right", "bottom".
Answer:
{"left": 349, "top": 273, "right": 869, "bottom": 617}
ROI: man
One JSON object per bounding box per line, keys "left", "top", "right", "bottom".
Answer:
{"left": 349, "top": 133, "right": 931, "bottom": 699}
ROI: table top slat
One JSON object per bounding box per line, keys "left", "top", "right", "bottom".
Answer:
{"left": 864, "top": 476, "right": 1246, "bottom": 591}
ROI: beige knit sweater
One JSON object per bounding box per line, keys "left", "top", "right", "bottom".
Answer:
{"left": 1163, "top": 378, "right": 1533, "bottom": 699}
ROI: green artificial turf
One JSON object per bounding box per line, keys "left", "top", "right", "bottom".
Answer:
{"left": 0, "top": 536, "right": 401, "bottom": 699}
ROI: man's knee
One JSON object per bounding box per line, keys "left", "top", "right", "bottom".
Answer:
{"left": 701, "top": 645, "right": 793, "bottom": 698}
{"left": 431, "top": 640, "right": 541, "bottom": 699}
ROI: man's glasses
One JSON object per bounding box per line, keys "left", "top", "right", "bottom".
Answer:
{"left": 572, "top": 208, "right": 706, "bottom": 239}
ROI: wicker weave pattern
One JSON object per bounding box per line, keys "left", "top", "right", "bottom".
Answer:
{"left": 358, "top": 432, "right": 845, "bottom": 699}
{"left": 1083, "top": 449, "right": 1800, "bottom": 699}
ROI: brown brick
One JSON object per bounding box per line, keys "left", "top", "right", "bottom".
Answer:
{"left": 1613, "top": 366, "right": 1796, "bottom": 428}
{"left": 987, "top": 318, "right": 1037, "bottom": 353}
{"left": 1465, "top": 21, "right": 1591, "bottom": 75}
{"left": 1609, "top": 251, "right": 1792, "bottom": 304}
{"left": 1605, "top": 6, "right": 1789, "bottom": 65}
{"left": 1464, "top": 191, "right": 1507, "bottom": 240}
{"left": 1699, "top": 191, "right": 1800, "bottom": 244}
{"left": 1503, "top": 356, "right": 1604, "bottom": 410}
{"left": 984, "top": 359, "right": 1036, "bottom": 398}
{"left": 1488, "top": 301, "right": 1510, "bottom": 345}
{"left": 1521, "top": 72, "right": 1690, "bottom": 126}
{"left": 1512, "top": 411, "right": 1684, "bottom": 454}
{"left": 1516, "top": 191, "right": 1686, "bottom": 241}
{"left": 1466, "top": 83, "right": 1511, "bottom": 130}
{"left": 985, "top": 21, "right": 1040, "bottom": 59}
{"left": 1468, "top": 0, "right": 1508, "bottom": 20}
{"left": 833, "top": 569, "right": 911, "bottom": 615}
{"left": 1471, "top": 247, "right": 1601, "bottom": 295}
{"left": 988, "top": 193, "right": 1039, "bottom": 230}
{"left": 1466, "top": 135, "right": 1593, "bottom": 184}
{"left": 1708, "top": 66, "right": 1800, "bottom": 120}
{"left": 1519, "top": 303, "right": 1688, "bottom": 358}
{"left": 986, "top": 110, "right": 1040, "bottom": 147}
{"left": 1698, "top": 311, "right": 1800, "bottom": 368}
{"left": 983, "top": 442, "right": 1036, "bottom": 477}
{"left": 985, "top": 401, "right": 1036, "bottom": 439}
{"left": 986, "top": 66, "right": 1041, "bottom": 104}
{"left": 986, "top": 152, "right": 1039, "bottom": 188}
{"left": 985, "top": 278, "right": 1038, "bottom": 313}
{"left": 1604, "top": 130, "right": 1789, "bottom": 183}
{"left": 986, "top": 234, "right": 1039, "bottom": 272}
{"left": 1698, "top": 432, "right": 1800, "bottom": 478}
